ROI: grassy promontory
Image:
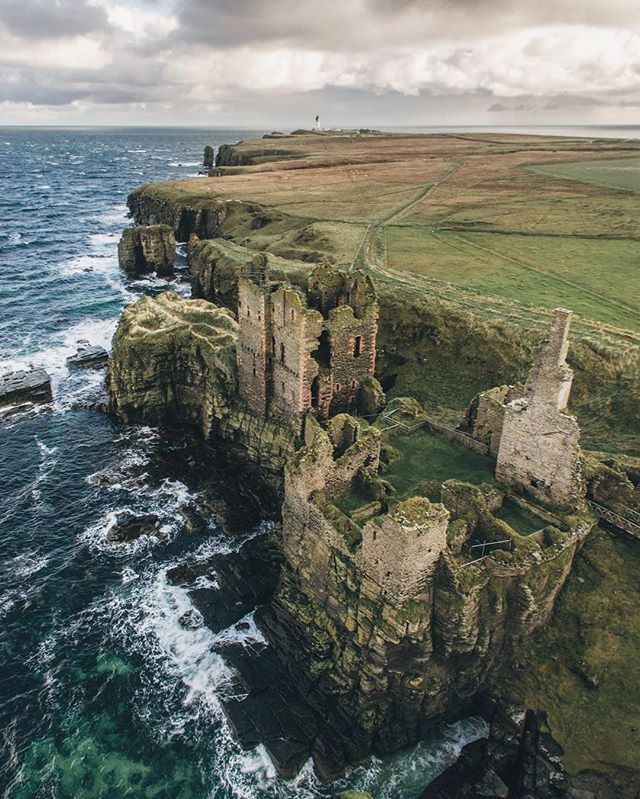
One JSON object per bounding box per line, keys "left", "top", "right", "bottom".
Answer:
{"left": 129, "top": 130, "right": 640, "bottom": 459}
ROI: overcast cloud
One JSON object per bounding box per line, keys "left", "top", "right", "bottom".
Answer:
{"left": 1, "top": 0, "right": 639, "bottom": 125}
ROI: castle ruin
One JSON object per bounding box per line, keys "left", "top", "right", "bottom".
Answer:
{"left": 463, "top": 308, "right": 583, "bottom": 508}
{"left": 236, "top": 260, "right": 383, "bottom": 436}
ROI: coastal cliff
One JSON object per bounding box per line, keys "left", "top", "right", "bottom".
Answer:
{"left": 127, "top": 185, "right": 227, "bottom": 240}
{"left": 108, "top": 292, "right": 296, "bottom": 496}
{"left": 255, "top": 411, "right": 593, "bottom": 778}
{"left": 108, "top": 131, "right": 640, "bottom": 791}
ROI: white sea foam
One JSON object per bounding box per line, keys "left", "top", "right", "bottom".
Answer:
{"left": 32, "top": 437, "right": 59, "bottom": 502}
{"left": 0, "top": 316, "right": 118, "bottom": 412}
{"left": 86, "top": 204, "right": 128, "bottom": 225}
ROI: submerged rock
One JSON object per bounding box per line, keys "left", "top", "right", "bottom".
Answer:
{"left": 0, "top": 368, "right": 52, "bottom": 407}
{"left": 118, "top": 224, "right": 175, "bottom": 277}
{"left": 106, "top": 512, "right": 160, "bottom": 544}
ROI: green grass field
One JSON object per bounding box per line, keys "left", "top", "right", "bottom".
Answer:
{"left": 385, "top": 226, "right": 640, "bottom": 331}
{"left": 530, "top": 157, "right": 640, "bottom": 193}
{"left": 500, "top": 529, "right": 640, "bottom": 784}
{"left": 380, "top": 426, "right": 495, "bottom": 497}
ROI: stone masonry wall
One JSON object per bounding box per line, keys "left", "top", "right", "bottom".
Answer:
{"left": 461, "top": 384, "right": 523, "bottom": 456}
{"left": 269, "top": 287, "right": 324, "bottom": 434}
{"left": 237, "top": 278, "right": 272, "bottom": 418}
{"left": 495, "top": 309, "right": 583, "bottom": 508}
{"left": 235, "top": 265, "right": 380, "bottom": 436}
{"left": 361, "top": 497, "right": 449, "bottom": 603}
{"left": 327, "top": 305, "right": 378, "bottom": 415}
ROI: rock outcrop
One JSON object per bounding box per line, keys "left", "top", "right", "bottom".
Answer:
{"left": 0, "top": 368, "right": 52, "bottom": 407}
{"left": 107, "top": 291, "right": 296, "bottom": 496}
{"left": 127, "top": 186, "right": 226, "bottom": 241}
{"left": 118, "top": 225, "right": 175, "bottom": 276}
{"left": 188, "top": 234, "right": 240, "bottom": 309}
{"left": 203, "top": 145, "right": 214, "bottom": 168}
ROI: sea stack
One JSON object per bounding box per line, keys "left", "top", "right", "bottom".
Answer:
{"left": 118, "top": 225, "right": 176, "bottom": 277}
{"left": 203, "top": 145, "right": 214, "bottom": 168}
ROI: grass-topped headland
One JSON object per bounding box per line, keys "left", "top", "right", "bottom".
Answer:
{"left": 127, "top": 130, "right": 640, "bottom": 458}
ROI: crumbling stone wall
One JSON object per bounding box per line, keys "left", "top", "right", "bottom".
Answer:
{"left": 461, "top": 384, "right": 523, "bottom": 456}
{"left": 361, "top": 497, "right": 449, "bottom": 602}
{"left": 269, "top": 286, "right": 323, "bottom": 431}
{"left": 263, "top": 409, "right": 593, "bottom": 777}
{"left": 237, "top": 276, "right": 272, "bottom": 418}
{"left": 235, "top": 263, "right": 382, "bottom": 436}
{"left": 495, "top": 309, "right": 583, "bottom": 508}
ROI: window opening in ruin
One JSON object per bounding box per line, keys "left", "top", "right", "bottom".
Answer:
{"left": 335, "top": 383, "right": 341, "bottom": 392}
{"left": 354, "top": 336, "right": 363, "bottom": 358}
{"left": 247, "top": 308, "right": 251, "bottom": 318}
{"left": 272, "top": 335, "right": 276, "bottom": 354}
{"left": 280, "top": 343, "right": 285, "bottom": 363}
{"left": 311, "top": 376, "right": 320, "bottom": 408}
{"left": 337, "top": 292, "right": 347, "bottom": 305}
{"left": 291, "top": 309, "right": 296, "bottom": 322}
{"left": 316, "top": 329, "right": 330, "bottom": 367}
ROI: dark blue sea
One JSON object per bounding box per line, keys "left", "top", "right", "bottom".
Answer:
{"left": 0, "top": 127, "right": 486, "bottom": 799}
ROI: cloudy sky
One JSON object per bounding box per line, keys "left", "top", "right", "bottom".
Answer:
{"left": 1, "top": 0, "right": 639, "bottom": 126}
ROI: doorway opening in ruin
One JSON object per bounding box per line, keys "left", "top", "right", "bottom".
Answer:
{"left": 311, "top": 376, "right": 320, "bottom": 408}
{"left": 316, "top": 329, "right": 330, "bottom": 367}
{"left": 353, "top": 336, "right": 363, "bottom": 358}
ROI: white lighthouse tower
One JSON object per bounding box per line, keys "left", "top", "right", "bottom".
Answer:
{"left": 314, "top": 115, "right": 320, "bottom": 131}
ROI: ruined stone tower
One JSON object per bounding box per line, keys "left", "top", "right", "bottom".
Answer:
{"left": 236, "top": 261, "right": 382, "bottom": 436}
{"left": 495, "top": 308, "right": 583, "bottom": 508}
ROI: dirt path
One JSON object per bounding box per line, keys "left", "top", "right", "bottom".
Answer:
{"left": 350, "top": 160, "right": 462, "bottom": 272}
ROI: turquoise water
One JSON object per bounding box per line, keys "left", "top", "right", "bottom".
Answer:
{"left": 0, "top": 128, "right": 486, "bottom": 798}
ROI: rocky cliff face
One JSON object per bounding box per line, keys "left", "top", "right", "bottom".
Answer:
{"left": 107, "top": 291, "right": 296, "bottom": 496}
{"left": 118, "top": 224, "right": 175, "bottom": 276}
{"left": 256, "top": 415, "right": 594, "bottom": 779}
{"left": 108, "top": 291, "right": 237, "bottom": 433}
{"left": 187, "top": 234, "right": 240, "bottom": 309}
{"left": 127, "top": 186, "right": 226, "bottom": 241}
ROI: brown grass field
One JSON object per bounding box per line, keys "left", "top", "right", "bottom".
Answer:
{"left": 135, "top": 130, "right": 640, "bottom": 457}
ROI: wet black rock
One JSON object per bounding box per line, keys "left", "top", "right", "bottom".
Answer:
{"left": 421, "top": 702, "right": 571, "bottom": 799}
{"left": 66, "top": 343, "right": 109, "bottom": 368}
{"left": 178, "top": 609, "right": 204, "bottom": 630}
{"left": 0, "top": 368, "right": 52, "bottom": 407}
{"left": 106, "top": 512, "right": 161, "bottom": 544}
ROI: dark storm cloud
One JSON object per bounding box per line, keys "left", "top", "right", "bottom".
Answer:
{"left": 1, "top": 0, "right": 640, "bottom": 123}
{"left": 172, "top": 0, "right": 640, "bottom": 48}
{"left": 0, "top": 0, "right": 108, "bottom": 39}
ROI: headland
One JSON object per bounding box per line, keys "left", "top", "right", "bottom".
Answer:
{"left": 107, "top": 130, "right": 640, "bottom": 797}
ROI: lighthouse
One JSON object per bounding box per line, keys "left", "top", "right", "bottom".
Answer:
{"left": 314, "top": 115, "right": 320, "bottom": 131}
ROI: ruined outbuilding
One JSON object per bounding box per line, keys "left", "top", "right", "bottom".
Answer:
{"left": 236, "top": 259, "right": 384, "bottom": 436}
{"left": 463, "top": 309, "right": 583, "bottom": 509}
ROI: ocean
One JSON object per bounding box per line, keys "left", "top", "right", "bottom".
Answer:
{"left": 6, "top": 123, "right": 609, "bottom": 798}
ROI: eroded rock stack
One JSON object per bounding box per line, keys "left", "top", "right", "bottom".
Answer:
{"left": 118, "top": 224, "right": 176, "bottom": 277}
{"left": 203, "top": 145, "right": 214, "bottom": 168}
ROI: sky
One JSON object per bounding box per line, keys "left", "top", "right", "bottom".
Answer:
{"left": 1, "top": 0, "right": 639, "bottom": 127}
